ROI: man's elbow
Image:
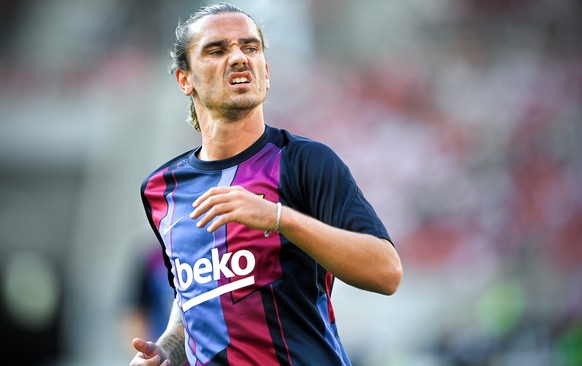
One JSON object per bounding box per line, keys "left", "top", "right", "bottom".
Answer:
{"left": 376, "top": 239, "right": 403, "bottom": 295}
{"left": 381, "top": 261, "right": 403, "bottom": 296}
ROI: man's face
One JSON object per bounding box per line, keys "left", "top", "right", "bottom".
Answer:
{"left": 184, "top": 12, "right": 270, "bottom": 120}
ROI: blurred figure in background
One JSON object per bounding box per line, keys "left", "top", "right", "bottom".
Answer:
{"left": 123, "top": 242, "right": 175, "bottom": 343}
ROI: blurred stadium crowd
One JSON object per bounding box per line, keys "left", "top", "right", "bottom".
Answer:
{"left": 276, "top": 2, "right": 582, "bottom": 364}
{"left": 1, "top": 0, "right": 581, "bottom": 365}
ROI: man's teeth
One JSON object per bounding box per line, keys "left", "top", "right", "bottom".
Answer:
{"left": 231, "top": 77, "right": 249, "bottom": 84}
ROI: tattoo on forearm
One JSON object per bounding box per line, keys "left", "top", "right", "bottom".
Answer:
{"left": 164, "top": 334, "right": 187, "bottom": 364}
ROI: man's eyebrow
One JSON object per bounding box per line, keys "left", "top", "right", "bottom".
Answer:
{"left": 239, "top": 37, "right": 261, "bottom": 45}
{"left": 201, "top": 37, "right": 262, "bottom": 51}
{"left": 201, "top": 40, "right": 227, "bottom": 51}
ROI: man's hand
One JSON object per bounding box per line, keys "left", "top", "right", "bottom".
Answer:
{"left": 129, "top": 338, "right": 170, "bottom": 366}
{"left": 190, "top": 186, "right": 278, "bottom": 233}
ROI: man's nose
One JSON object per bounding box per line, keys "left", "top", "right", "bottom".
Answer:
{"left": 229, "top": 46, "right": 247, "bottom": 66}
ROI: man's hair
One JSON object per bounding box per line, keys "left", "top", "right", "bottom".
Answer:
{"left": 169, "top": 2, "right": 266, "bottom": 132}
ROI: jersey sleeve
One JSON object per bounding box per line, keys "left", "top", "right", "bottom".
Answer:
{"left": 280, "top": 138, "right": 391, "bottom": 242}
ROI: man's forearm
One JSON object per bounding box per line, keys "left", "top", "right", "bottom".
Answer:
{"left": 278, "top": 205, "right": 403, "bottom": 295}
{"left": 157, "top": 300, "right": 187, "bottom": 365}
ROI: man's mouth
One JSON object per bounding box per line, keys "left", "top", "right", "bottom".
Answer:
{"left": 230, "top": 76, "right": 250, "bottom": 85}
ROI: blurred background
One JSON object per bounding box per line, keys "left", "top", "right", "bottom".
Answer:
{"left": 1, "top": 0, "right": 581, "bottom": 365}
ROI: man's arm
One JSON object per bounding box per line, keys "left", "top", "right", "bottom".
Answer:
{"left": 191, "top": 186, "right": 403, "bottom": 296}
{"left": 130, "top": 300, "right": 187, "bottom": 366}
{"left": 278, "top": 205, "right": 402, "bottom": 295}
{"left": 157, "top": 300, "right": 187, "bottom": 364}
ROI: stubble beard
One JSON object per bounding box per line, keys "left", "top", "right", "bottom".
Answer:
{"left": 216, "top": 85, "right": 267, "bottom": 121}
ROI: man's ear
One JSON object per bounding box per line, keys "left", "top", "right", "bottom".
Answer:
{"left": 176, "top": 69, "right": 194, "bottom": 96}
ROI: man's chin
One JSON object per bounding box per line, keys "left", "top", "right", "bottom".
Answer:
{"left": 220, "top": 102, "right": 263, "bottom": 121}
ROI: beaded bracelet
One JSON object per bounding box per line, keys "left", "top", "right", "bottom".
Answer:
{"left": 264, "top": 202, "right": 281, "bottom": 237}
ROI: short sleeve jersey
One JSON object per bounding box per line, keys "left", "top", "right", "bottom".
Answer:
{"left": 141, "top": 125, "right": 391, "bottom": 366}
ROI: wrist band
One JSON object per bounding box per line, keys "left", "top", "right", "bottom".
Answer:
{"left": 264, "top": 202, "right": 281, "bottom": 237}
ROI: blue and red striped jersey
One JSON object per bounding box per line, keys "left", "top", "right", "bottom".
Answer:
{"left": 141, "top": 125, "right": 391, "bottom": 365}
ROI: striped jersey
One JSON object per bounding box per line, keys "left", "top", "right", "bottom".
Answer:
{"left": 141, "top": 125, "right": 391, "bottom": 365}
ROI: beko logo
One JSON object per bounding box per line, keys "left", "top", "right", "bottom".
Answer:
{"left": 176, "top": 248, "right": 255, "bottom": 311}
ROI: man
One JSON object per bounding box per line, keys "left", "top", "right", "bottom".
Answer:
{"left": 130, "top": 3, "right": 402, "bottom": 365}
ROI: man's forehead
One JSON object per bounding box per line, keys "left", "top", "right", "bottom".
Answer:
{"left": 190, "top": 13, "right": 261, "bottom": 47}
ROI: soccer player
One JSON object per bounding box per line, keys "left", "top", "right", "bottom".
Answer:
{"left": 130, "top": 3, "right": 402, "bottom": 365}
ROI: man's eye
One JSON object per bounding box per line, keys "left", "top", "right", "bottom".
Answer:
{"left": 245, "top": 47, "right": 258, "bottom": 53}
{"left": 209, "top": 50, "right": 224, "bottom": 56}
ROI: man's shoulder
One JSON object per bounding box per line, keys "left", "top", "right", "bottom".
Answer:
{"left": 140, "top": 149, "right": 195, "bottom": 187}
{"left": 267, "top": 127, "right": 345, "bottom": 176}
{"left": 269, "top": 126, "right": 333, "bottom": 154}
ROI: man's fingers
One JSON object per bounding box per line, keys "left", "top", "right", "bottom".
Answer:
{"left": 191, "top": 192, "right": 225, "bottom": 219}
{"left": 192, "top": 202, "right": 233, "bottom": 230}
{"left": 193, "top": 185, "right": 246, "bottom": 208}
{"left": 193, "top": 186, "right": 232, "bottom": 207}
{"left": 132, "top": 338, "right": 157, "bottom": 356}
{"left": 190, "top": 186, "right": 260, "bottom": 231}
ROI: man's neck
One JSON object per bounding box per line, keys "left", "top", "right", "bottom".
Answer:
{"left": 198, "top": 111, "right": 266, "bottom": 161}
